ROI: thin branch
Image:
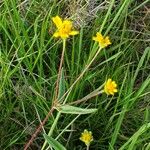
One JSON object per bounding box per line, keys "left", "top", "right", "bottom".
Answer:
{"left": 24, "top": 107, "right": 55, "bottom": 150}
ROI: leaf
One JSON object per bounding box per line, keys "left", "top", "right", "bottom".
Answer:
{"left": 133, "top": 47, "right": 150, "bottom": 83}
{"left": 58, "top": 105, "right": 97, "bottom": 114}
{"left": 119, "top": 123, "right": 150, "bottom": 150}
{"left": 43, "top": 134, "right": 66, "bottom": 150}
{"left": 58, "top": 68, "right": 65, "bottom": 101}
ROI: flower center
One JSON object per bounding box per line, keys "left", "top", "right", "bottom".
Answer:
{"left": 60, "top": 22, "right": 72, "bottom": 35}
{"left": 107, "top": 83, "right": 115, "bottom": 92}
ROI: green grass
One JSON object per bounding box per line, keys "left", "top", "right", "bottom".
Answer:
{"left": 0, "top": 0, "right": 150, "bottom": 149}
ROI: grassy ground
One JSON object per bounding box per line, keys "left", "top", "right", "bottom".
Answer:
{"left": 0, "top": 0, "right": 150, "bottom": 150}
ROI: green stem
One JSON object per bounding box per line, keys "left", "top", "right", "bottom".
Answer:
{"left": 41, "top": 39, "right": 66, "bottom": 150}
{"left": 87, "top": 144, "right": 90, "bottom": 150}
{"left": 63, "top": 47, "right": 102, "bottom": 104}
{"left": 68, "top": 89, "right": 104, "bottom": 105}
{"left": 55, "top": 39, "right": 66, "bottom": 99}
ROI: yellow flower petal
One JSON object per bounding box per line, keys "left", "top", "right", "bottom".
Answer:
{"left": 60, "top": 33, "right": 69, "bottom": 39}
{"left": 105, "top": 36, "right": 111, "bottom": 45}
{"left": 69, "top": 31, "right": 79, "bottom": 35}
{"left": 114, "top": 89, "right": 118, "bottom": 92}
{"left": 107, "top": 78, "right": 112, "bottom": 83}
{"left": 92, "top": 36, "right": 97, "bottom": 41}
{"left": 52, "top": 16, "right": 63, "bottom": 29}
{"left": 96, "top": 32, "right": 103, "bottom": 40}
{"left": 63, "top": 20, "right": 72, "bottom": 26}
{"left": 109, "top": 91, "right": 114, "bottom": 95}
{"left": 53, "top": 32, "right": 60, "bottom": 37}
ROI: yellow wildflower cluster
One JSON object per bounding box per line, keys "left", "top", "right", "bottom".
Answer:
{"left": 80, "top": 129, "right": 93, "bottom": 146}
{"left": 93, "top": 32, "right": 111, "bottom": 48}
{"left": 104, "top": 78, "right": 118, "bottom": 95}
{"left": 52, "top": 16, "right": 79, "bottom": 39}
{"left": 52, "top": 16, "right": 111, "bottom": 49}
{"left": 51, "top": 15, "right": 118, "bottom": 149}
{"left": 51, "top": 16, "right": 118, "bottom": 96}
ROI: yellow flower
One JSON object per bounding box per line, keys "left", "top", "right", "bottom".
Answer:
{"left": 93, "top": 32, "right": 111, "bottom": 48}
{"left": 80, "top": 129, "right": 93, "bottom": 146}
{"left": 104, "top": 78, "right": 118, "bottom": 95}
{"left": 52, "top": 16, "right": 79, "bottom": 39}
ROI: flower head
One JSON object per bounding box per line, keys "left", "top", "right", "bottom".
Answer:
{"left": 104, "top": 78, "right": 118, "bottom": 95}
{"left": 93, "top": 32, "right": 111, "bottom": 48}
{"left": 52, "top": 16, "right": 79, "bottom": 39}
{"left": 80, "top": 129, "right": 93, "bottom": 146}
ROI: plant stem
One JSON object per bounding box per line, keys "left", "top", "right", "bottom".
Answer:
{"left": 41, "top": 39, "right": 66, "bottom": 150}
{"left": 87, "top": 145, "right": 90, "bottom": 150}
{"left": 54, "top": 39, "right": 66, "bottom": 101}
{"left": 24, "top": 107, "right": 55, "bottom": 150}
{"left": 63, "top": 47, "right": 102, "bottom": 104}
{"left": 68, "top": 89, "right": 103, "bottom": 105}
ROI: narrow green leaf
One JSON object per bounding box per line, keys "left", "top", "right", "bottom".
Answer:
{"left": 58, "top": 68, "right": 65, "bottom": 101}
{"left": 43, "top": 134, "right": 66, "bottom": 150}
{"left": 133, "top": 47, "right": 150, "bottom": 83}
{"left": 58, "top": 105, "right": 97, "bottom": 114}
{"left": 119, "top": 123, "right": 150, "bottom": 150}
{"left": 145, "top": 143, "right": 150, "bottom": 150}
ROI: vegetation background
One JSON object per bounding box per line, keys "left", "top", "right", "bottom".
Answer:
{"left": 0, "top": 0, "right": 150, "bottom": 149}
